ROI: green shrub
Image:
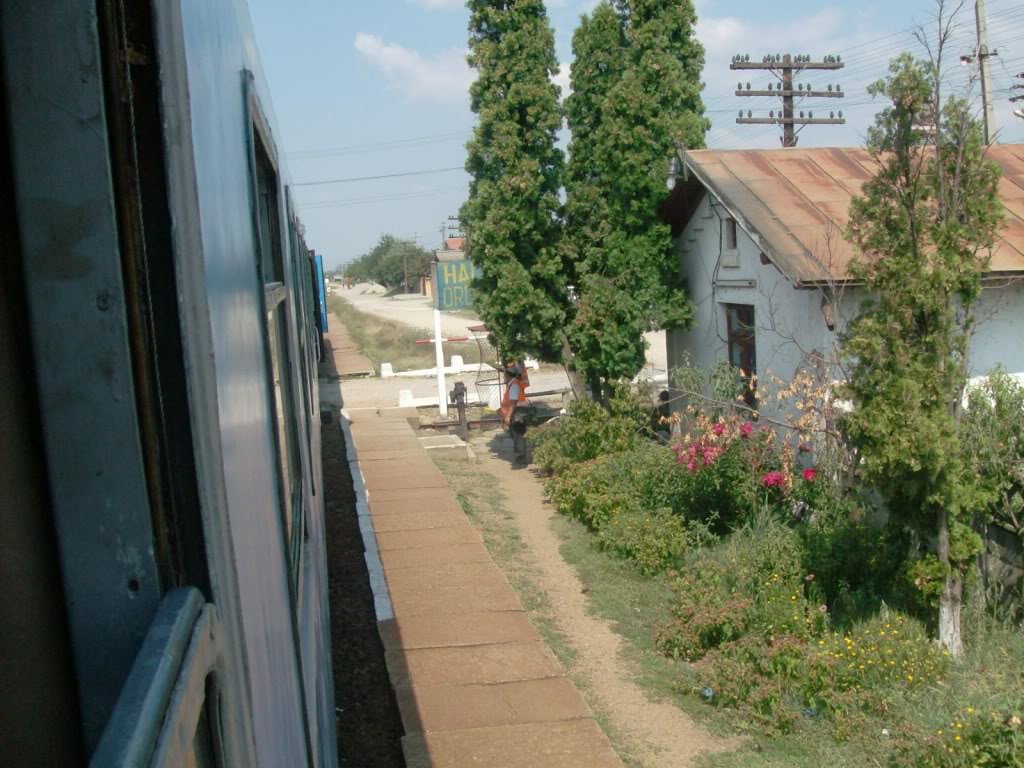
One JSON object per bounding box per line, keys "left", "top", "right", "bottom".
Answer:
{"left": 533, "top": 394, "right": 649, "bottom": 475}
{"left": 676, "top": 439, "right": 755, "bottom": 532}
{"left": 656, "top": 520, "right": 808, "bottom": 660}
{"left": 546, "top": 442, "right": 688, "bottom": 531}
{"left": 963, "top": 367, "right": 1024, "bottom": 537}
{"left": 698, "top": 612, "right": 949, "bottom": 735}
{"left": 890, "top": 706, "right": 1024, "bottom": 767}
{"left": 800, "top": 515, "right": 920, "bottom": 625}
{"left": 598, "top": 507, "right": 691, "bottom": 576}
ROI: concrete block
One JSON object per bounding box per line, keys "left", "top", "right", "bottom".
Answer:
{"left": 399, "top": 389, "right": 416, "bottom": 408}
{"left": 381, "top": 362, "right": 395, "bottom": 378}
{"left": 374, "top": 594, "right": 394, "bottom": 622}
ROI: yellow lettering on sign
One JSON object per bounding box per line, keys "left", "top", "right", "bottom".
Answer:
{"left": 458, "top": 262, "right": 470, "bottom": 283}
{"left": 442, "top": 263, "right": 458, "bottom": 282}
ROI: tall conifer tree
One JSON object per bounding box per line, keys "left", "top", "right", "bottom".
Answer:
{"left": 565, "top": 0, "right": 708, "bottom": 398}
{"left": 461, "top": 0, "right": 569, "bottom": 364}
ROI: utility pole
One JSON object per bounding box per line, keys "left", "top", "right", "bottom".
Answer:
{"left": 447, "top": 215, "right": 467, "bottom": 256}
{"left": 976, "top": 0, "right": 996, "bottom": 144}
{"left": 961, "top": 1, "right": 999, "bottom": 142}
{"left": 1014, "top": 72, "right": 1024, "bottom": 120}
{"left": 731, "top": 53, "right": 845, "bottom": 147}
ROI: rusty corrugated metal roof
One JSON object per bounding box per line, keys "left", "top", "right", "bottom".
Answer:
{"left": 680, "top": 145, "right": 1024, "bottom": 285}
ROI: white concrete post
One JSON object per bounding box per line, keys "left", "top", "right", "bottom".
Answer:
{"left": 434, "top": 308, "right": 448, "bottom": 417}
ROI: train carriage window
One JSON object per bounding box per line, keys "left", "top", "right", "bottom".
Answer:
{"left": 247, "top": 84, "right": 305, "bottom": 592}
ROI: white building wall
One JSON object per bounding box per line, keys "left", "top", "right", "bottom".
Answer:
{"left": 668, "top": 191, "right": 1024, "bottom": 421}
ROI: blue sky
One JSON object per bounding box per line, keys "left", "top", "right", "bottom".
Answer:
{"left": 248, "top": 0, "right": 1024, "bottom": 270}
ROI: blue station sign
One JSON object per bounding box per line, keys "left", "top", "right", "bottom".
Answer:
{"left": 434, "top": 259, "right": 481, "bottom": 311}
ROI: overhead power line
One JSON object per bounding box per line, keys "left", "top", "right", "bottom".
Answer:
{"left": 289, "top": 130, "right": 470, "bottom": 160}
{"left": 292, "top": 166, "right": 466, "bottom": 187}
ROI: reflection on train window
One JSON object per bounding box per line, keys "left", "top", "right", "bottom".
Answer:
{"left": 253, "top": 126, "right": 305, "bottom": 590}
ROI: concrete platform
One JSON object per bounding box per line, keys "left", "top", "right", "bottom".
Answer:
{"left": 402, "top": 720, "right": 624, "bottom": 768}
{"left": 339, "top": 408, "right": 623, "bottom": 768}
{"left": 318, "top": 321, "right": 373, "bottom": 379}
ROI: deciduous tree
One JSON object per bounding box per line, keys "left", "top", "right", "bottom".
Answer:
{"left": 841, "top": 41, "right": 1003, "bottom": 657}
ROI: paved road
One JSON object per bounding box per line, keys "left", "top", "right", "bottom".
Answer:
{"left": 336, "top": 283, "right": 668, "bottom": 372}
{"left": 338, "top": 285, "right": 480, "bottom": 338}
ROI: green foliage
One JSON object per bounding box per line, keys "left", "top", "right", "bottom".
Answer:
{"left": 840, "top": 52, "right": 1004, "bottom": 651}
{"left": 701, "top": 613, "right": 949, "bottom": 736}
{"left": 563, "top": 1, "right": 708, "bottom": 392}
{"left": 963, "top": 368, "right": 1024, "bottom": 536}
{"left": 461, "top": 0, "right": 568, "bottom": 362}
{"left": 890, "top": 707, "right": 1024, "bottom": 767}
{"left": 799, "top": 515, "right": 919, "bottom": 625}
{"left": 533, "top": 393, "right": 649, "bottom": 475}
{"left": 546, "top": 441, "right": 685, "bottom": 529}
{"left": 598, "top": 506, "right": 691, "bottom": 576}
{"left": 656, "top": 520, "right": 808, "bottom": 661}
{"left": 342, "top": 234, "right": 433, "bottom": 289}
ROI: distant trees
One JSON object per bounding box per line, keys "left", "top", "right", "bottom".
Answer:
{"left": 342, "top": 235, "right": 433, "bottom": 290}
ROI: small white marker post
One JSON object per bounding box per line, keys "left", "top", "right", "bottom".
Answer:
{"left": 434, "top": 307, "right": 448, "bottom": 417}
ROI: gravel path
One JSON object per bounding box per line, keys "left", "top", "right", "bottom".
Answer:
{"left": 472, "top": 434, "right": 737, "bottom": 768}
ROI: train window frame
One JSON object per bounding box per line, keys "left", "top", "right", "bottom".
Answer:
{"left": 243, "top": 74, "right": 305, "bottom": 595}
{"left": 285, "top": 192, "right": 317, "bottom": 505}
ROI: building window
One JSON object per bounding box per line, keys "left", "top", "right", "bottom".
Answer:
{"left": 725, "top": 303, "right": 757, "bottom": 407}
{"left": 725, "top": 217, "right": 738, "bottom": 250}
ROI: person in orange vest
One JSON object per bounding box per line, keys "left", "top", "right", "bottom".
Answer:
{"left": 500, "top": 361, "right": 530, "bottom": 463}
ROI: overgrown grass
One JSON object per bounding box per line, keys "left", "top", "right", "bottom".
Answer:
{"left": 327, "top": 295, "right": 486, "bottom": 374}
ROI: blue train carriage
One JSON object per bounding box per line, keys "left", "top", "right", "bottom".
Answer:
{"left": 1, "top": 1, "right": 336, "bottom": 765}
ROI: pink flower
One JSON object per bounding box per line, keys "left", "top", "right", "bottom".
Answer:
{"left": 686, "top": 461, "right": 697, "bottom": 472}
{"left": 802, "top": 468, "right": 817, "bottom": 482}
{"left": 688, "top": 445, "right": 698, "bottom": 458}
{"left": 713, "top": 422, "right": 726, "bottom": 436}
{"left": 740, "top": 422, "right": 754, "bottom": 438}
{"left": 761, "top": 471, "right": 786, "bottom": 488}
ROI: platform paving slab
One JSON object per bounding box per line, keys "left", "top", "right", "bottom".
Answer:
{"left": 346, "top": 436, "right": 422, "bottom": 452}
{"left": 359, "top": 461, "right": 445, "bottom": 481}
{"left": 352, "top": 449, "right": 429, "bottom": 462}
{"left": 361, "top": 473, "right": 450, "bottom": 492}
{"left": 388, "top": 580, "right": 524, "bottom": 618}
{"left": 384, "top": 561, "right": 508, "bottom": 592}
{"left": 386, "top": 640, "right": 562, "bottom": 688}
{"left": 377, "top": 542, "right": 492, "bottom": 571}
{"left": 378, "top": 611, "right": 539, "bottom": 652}
{"left": 369, "top": 497, "right": 466, "bottom": 518}
{"left": 367, "top": 486, "right": 462, "bottom": 503}
{"left": 371, "top": 511, "right": 476, "bottom": 533}
{"left": 374, "top": 525, "right": 483, "bottom": 551}
{"left": 394, "top": 677, "right": 592, "bottom": 733}
{"left": 402, "top": 719, "right": 623, "bottom": 768}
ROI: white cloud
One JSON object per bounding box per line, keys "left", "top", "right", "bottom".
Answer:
{"left": 552, "top": 61, "right": 572, "bottom": 98}
{"left": 354, "top": 33, "right": 475, "bottom": 104}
